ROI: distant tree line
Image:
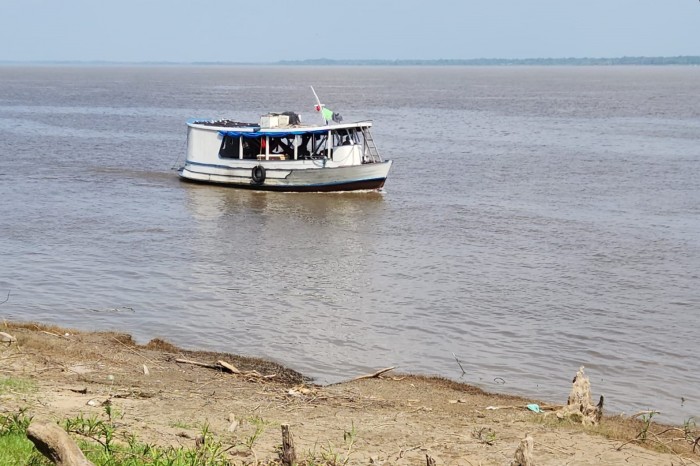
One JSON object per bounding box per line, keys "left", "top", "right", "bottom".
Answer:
{"left": 276, "top": 56, "right": 700, "bottom": 66}
{"left": 5, "top": 56, "right": 700, "bottom": 66}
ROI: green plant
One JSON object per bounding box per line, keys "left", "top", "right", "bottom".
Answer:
{"left": 637, "top": 411, "right": 655, "bottom": 442}
{"left": 319, "top": 422, "right": 358, "bottom": 466}
{"left": 63, "top": 406, "right": 116, "bottom": 453}
{"left": 243, "top": 415, "right": 270, "bottom": 449}
{"left": 0, "top": 407, "right": 33, "bottom": 436}
{"left": 80, "top": 421, "right": 233, "bottom": 466}
{"left": 682, "top": 417, "right": 696, "bottom": 442}
{"left": 472, "top": 427, "right": 497, "bottom": 445}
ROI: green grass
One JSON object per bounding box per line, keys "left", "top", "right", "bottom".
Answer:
{"left": 0, "top": 405, "right": 362, "bottom": 465}
{"left": 0, "top": 433, "right": 50, "bottom": 465}
{"left": 169, "top": 419, "right": 194, "bottom": 429}
{"left": 77, "top": 438, "right": 234, "bottom": 466}
{"left": 0, "top": 376, "right": 36, "bottom": 395}
{"left": 0, "top": 423, "right": 235, "bottom": 466}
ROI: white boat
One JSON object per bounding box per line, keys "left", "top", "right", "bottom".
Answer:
{"left": 179, "top": 96, "right": 392, "bottom": 192}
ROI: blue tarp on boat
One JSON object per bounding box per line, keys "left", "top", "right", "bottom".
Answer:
{"left": 218, "top": 129, "right": 329, "bottom": 138}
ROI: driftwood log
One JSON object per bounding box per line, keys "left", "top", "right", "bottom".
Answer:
{"left": 511, "top": 433, "right": 534, "bottom": 466}
{"left": 26, "top": 422, "right": 95, "bottom": 466}
{"left": 557, "top": 366, "right": 604, "bottom": 425}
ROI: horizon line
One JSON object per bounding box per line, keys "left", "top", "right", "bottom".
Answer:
{"left": 1, "top": 55, "right": 700, "bottom": 66}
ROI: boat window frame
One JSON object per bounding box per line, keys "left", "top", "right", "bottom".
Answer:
{"left": 266, "top": 135, "right": 296, "bottom": 160}
{"left": 332, "top": 128, "right": 356, "bottom": 147}
{"left": 218, "top": 134, "right": 242, "bottom": 159}
{"left": 241, "top": 137, "right": 261, "bottom": 159}
{"left": 309, "top": 133, "right": 328, "bottom": 159}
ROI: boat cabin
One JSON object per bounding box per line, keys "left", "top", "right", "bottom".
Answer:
{"left": 187, "top": 113, "right": 381, "bottom": 167}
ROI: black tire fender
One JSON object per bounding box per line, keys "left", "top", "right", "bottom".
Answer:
{"left": 251, "top": 165, "right": 266, "bottom": 184}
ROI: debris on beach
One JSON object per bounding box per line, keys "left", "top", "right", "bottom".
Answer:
{"left": 0, "top": 331, "right": 16, "bottom": 345}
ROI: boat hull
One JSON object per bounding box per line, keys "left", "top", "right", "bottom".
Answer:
{"left": 178, "top": 160, "right": 392, "bottom": 192}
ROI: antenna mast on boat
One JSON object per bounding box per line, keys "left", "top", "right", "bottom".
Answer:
{"left": 310, "top": 86, "right": 327, "bottom": 124}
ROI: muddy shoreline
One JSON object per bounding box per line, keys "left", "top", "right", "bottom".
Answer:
{"left": 1, "top": 321, "right": 697, "bottom": 465}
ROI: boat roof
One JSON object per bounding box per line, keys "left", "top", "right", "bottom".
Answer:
{"left": 187, "top": 118, "right": 373, "bottom": 134}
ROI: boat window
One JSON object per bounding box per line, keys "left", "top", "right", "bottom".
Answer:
{"left": 311, "top": 133, "right": 328, "bottom": 158}
{"left": 355, "top": 128, "right": 365, "bottom": 146}
{"left": 333, "top": 129, "right": 355, "bottom": 146}
{"left": 219, "top": 135, "right": 240, "bottom": 159}
{"left": 269, "top": 136, "right": 294, "bottom": 158}
{"left": 293, "top": 133, "right": 332, "bottom": 159}
{"left": 241, "top": 138, "right": 261, "bottom": 159}
{"left": 297, "top": 134, "right": 312, "bottom": 158}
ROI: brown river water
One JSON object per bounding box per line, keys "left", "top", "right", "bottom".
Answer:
{"left": 0, "top": 65, "right": 698, "bottom": 424}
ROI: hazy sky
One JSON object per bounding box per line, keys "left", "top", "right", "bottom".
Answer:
{"left": 1, "top": 0, "right": 698, "bottom": 62}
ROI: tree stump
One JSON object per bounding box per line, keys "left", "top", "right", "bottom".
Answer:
{"left": 26, "top": 422, "right": 95, "bottom": 466}
{"left": 557, "top": 366, "right": 604, "bottom": 425}
{"left": 280, "top": 424, "right": 296, "bottom": 466}
{"left": 511, "top": 434, "right": 534, "bottom": 466}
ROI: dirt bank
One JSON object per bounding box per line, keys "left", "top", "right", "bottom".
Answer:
{"left": 1, "top": 322, "right": 697, "bottom": 465}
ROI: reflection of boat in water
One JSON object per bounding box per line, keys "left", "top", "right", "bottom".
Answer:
{"left": 179, "top": 89, "right": 392, "bottom": 192}
{"left": 183, "top": 182, "right": 385, "bottom": 223}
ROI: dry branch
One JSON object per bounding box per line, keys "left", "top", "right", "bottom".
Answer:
{"left": 452, "top": 352, "right": 466, "bottom": 376}
{"left": 175, "top": 358, "right": 222, "bottom": 370}
{"left": 175, "top": 358, "right": 274, "bottom": 378}
{"left": 352, "top": 366, "right": 397, "bottom": 381}
{"left": 631, "top": 410, "right": 661, "bottom": 419}
{"left": 217, "top": 360, "right": 241, "bottom": 374}
{"left": 41, "top": 330, "right": 70, "bottom": 340}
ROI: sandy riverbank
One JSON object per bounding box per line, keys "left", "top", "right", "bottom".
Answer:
{"left": 1, "top": 321, "right": 697, "bottom": 465}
